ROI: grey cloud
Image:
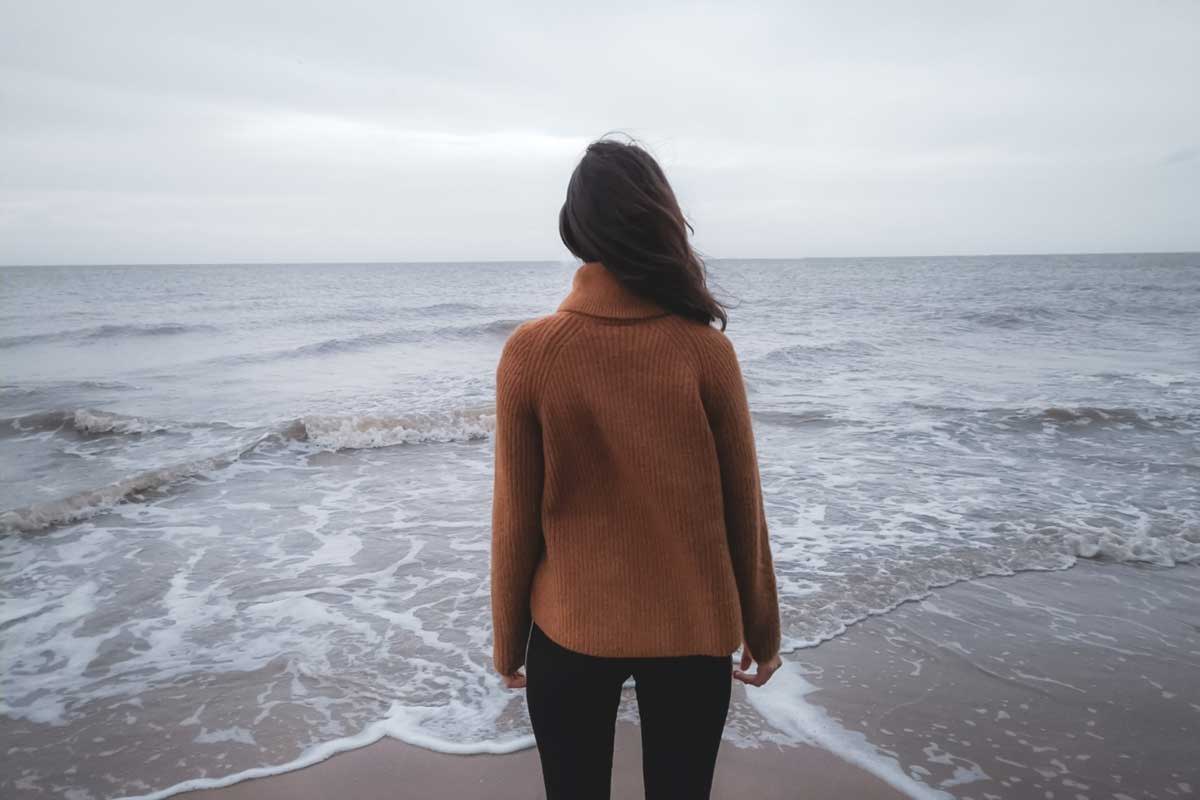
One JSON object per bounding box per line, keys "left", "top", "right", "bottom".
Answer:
{"left": 1164, "top": 147, "right": 1199, "bottom": 165}
{"left": 1, "top": 0, "right": 1198, "bottom": 264}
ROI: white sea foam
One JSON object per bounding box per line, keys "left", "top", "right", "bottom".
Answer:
{"left": 1062, "top": 525, "right": 1200, "bottom": 566}
{"left": 744, "top": 663, "right": 952, "bottom": 800}
{"left": 72, "top": 409, "right": 171, "bottom": 435}
{"left": 296, "top": 409, "right": 495, "bottom": 450}
{"left": 120, "top": 704, "right": 535, "bottom": 800}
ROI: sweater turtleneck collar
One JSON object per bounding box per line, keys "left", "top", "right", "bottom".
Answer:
{"left": 556, "top": 261, "right": 668, "bottom": 320}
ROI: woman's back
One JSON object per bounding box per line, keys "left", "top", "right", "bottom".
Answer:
{"left": 491, "top": 261, "right": 780, "bottom": 675}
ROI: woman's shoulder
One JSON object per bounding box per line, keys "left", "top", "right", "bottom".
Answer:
{"left": 660, "top": 315, "right": 739, "bottom": 368}
{"left": 496, "top": 312, "right": 579, "bottom": 371}
{"left": 503, "top": 311, "right": 577, "bottom": 349}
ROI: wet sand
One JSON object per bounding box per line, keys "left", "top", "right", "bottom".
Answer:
{"left": 774, "top": 560, "right": 1200, "bottom": 798}
{"left": 176, "top": 722, "right": 905, "bottom": 799}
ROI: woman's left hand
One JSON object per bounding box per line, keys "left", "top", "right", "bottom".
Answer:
{"left": 501, "top": 671, "right": 527, "bottom": 689}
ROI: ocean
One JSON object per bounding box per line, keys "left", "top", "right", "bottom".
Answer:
{"left": 2, "top": 255, "right": 1198, "bottom": 799}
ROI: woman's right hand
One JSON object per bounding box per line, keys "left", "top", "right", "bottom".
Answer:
{"left": 732, "top": 645, "right": 782, "bottom": 687}
{"left": 500, "top": 670, "right": 527, "bottom": 690}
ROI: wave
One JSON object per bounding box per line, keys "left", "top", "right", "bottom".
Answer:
{"left": 413, "top": 302, "right": 489, "bottom": 315}
{"left": 4, "top": 406, "right": 497, "bottom": 447}
{"left": 1061, "top": 524, "right": 1200, "bottom": 567}
{"left": 753, "top": 409, "right": 847, "bottom": 429}
{"left": 1039, "top": 406, "right": 1156, "bottom": 427}
{"left": 904, "top": 403, "right": 1198, "bottom": 433}
{"left": 0, "top": 379, "right": 137, "bottom": 400}
{"left": 1002, "top": 405, "right": 1196, "bottom": 432}
{"left": 754, "top": 340, "right": 883, "bottom": 368}
{"left": 1, "top": 408, "right": 177, "bottom": 437}
{"left": 292, "top": 409, "right": 495, "bottom": 450}
{"left": 0, "top": 436, "right": 269, "bottom": 534}
{"left": 958, "top": 305, "right": 1062, "bottom": 329}
{"left": 1092, "top": 371, "right": 1192, "bottom": 388}
{"left": 218, "top": 319, "right": 524, "bottom": 365}
{"left": 287, "top": 302, "right": 489, "bottom": 326}
{"left": 0, "top": 322, "right": 215, "bottom": 349}
{"left": 1, "top": 407, "right": 497, "bottom": 533}
{"left": 0, "top": 408, "right": 219, "bottom": 438}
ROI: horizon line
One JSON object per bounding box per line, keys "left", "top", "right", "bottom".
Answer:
{"left": 1, "top": 249, "right": 1197, "bottom": 269}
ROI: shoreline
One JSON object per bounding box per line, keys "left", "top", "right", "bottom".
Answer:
{"left": 160, "top": 560, "right": 1199, "bottom": 800}
{"left": 172, "top": 723, "right": 909, "bottom": 800}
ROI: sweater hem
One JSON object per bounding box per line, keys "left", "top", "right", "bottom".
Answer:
{"left": 530, "top": 610, "right": 741, "bottom": 661}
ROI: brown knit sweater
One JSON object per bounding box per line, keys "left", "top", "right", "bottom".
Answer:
{"left": 489, "top": 261, "right": 781, "bottom": 675}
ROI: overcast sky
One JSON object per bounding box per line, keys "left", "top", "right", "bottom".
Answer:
{"left": 1, "top": 1, "right": 1197, "bottom": 265}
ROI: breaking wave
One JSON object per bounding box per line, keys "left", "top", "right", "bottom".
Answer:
{"left": 293, "top": 409, "right": 495, "bottom": 450}
{"left": 1059, "top": 524, "right": 1200, "bottom": 567}
{"left": 0, "top": 440, "right": 264, "bottom": 534}
{"left": 0, "top": 407, "right": 497, "bottom": 533}
{"left": 2, "top": 409, "right": 177, "bottom": 437}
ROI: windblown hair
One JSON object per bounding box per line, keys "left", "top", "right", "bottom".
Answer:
{"left": 558, "top": 137, "right": 728, "bottom": 330}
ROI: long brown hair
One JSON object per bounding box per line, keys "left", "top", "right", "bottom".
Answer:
{"left": 558, "top": 137, "right": 728, "bottom": 330}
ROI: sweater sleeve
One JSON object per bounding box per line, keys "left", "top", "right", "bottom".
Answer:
{"left": 701, "top": 332, "right": 782, "bottom": 663}
{"left": 490, "top": 325, "right": 545, "bottom": 674}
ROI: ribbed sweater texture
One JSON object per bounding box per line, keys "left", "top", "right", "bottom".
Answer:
{"left": 490, "top": 261, "right": 781, "bottom": 675}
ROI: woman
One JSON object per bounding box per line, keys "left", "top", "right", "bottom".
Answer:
{"left": 490, "top": 137, "right": 782, "bottom": 800}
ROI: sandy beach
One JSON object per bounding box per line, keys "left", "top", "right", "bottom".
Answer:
{"left": 177, "top": 725, "right": 906, "bottom": 800}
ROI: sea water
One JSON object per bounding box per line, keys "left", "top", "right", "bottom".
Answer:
{"left": 1, "top": 255, "right": 1197, "bottom": 798}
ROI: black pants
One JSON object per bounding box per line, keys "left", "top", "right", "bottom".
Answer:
{"left": 525, "top": 622, "right": 733, "bottom": 800}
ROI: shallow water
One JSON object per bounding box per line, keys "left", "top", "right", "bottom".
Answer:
{"left": 1, "top": 255, "right": 1197, "bottom": 798}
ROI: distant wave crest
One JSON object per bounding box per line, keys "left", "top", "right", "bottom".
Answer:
{"left": 219, "top": 318, "right": 523, "bottom": 365}
{"left": 755, "top": 340, "right": 884, "bottom": 368}
{"left": 752, "top": 409, "right": 847, "bottom": 429}
{"left": 1005, "top": 405, "right": 1195, "bottom": 432}
{"left": 0, "top": 322, "right": 215, "bottom": 349}
{"left": 901, "top": 403, "right": 1198, "bottom": 433}
{"left": 959, "top": 305, "right": 1060, "bottom": 329}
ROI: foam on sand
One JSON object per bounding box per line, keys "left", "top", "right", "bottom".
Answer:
{"left": 119, "top": 704, "right": 535, "bottom": 800}
{"left": 744, "top": 663, "right": 952, "bottom": 800}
